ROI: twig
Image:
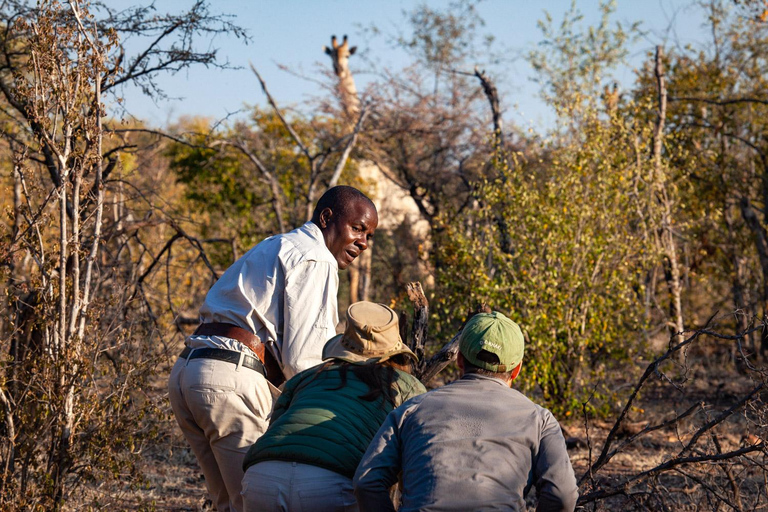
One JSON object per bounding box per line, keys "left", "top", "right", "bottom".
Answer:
{"left": 579, "top": 443, "right": 767, "bottom": 504}
{"left": 328, "top": 103, "right": 370, "bottom": 188}
{"left": 669, "top": 95, "right": 768, "bottom": 106}
{"left": 249, "top": 63, "right": 311, "bottom": 161}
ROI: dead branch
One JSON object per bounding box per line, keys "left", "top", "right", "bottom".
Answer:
{"left": 404, "top": 282, "right": 429, "bottom": 379}
{"left": 582, "top": 320, "right": 763, "bottom": 481}
{"left": 108, "top": 128, "right": 210, "bottom": 149}
{"left": 677, "top": 384, "right": 764, "bottom": 458}
{"left": 416, "top": 302, "right": 492, "bottom": 385}
{"left": 579, "top": 443, "right": 766, "bottom": 504}
{"left": 473, "top": 66, "right": 504, "bottom": 150}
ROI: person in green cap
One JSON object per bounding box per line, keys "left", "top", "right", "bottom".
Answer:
{"left": 353, "top": 311, "right": 578, "bottom": 512}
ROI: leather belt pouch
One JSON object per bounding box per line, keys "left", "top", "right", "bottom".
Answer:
{"left": 191, "top": 322, "right": 286, "bottom": 386}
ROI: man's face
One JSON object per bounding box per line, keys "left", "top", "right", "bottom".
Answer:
{"left": 319, "top": 200, "right": 378, "bottom": 269}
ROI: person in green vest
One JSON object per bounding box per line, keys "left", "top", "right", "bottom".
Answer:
{"left": 240, "top": 301, "right": 426, "bottom": 512}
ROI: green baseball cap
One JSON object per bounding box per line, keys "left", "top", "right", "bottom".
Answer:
{"left": 458, "top": 312, "right": 524, "bottom": 372}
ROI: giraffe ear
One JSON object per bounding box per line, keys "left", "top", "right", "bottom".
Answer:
{"left": 324, "top": 45, "right": 332, "bottom": 55}
{"left": 349, "top": 46, "right": 357, "bottom": 56}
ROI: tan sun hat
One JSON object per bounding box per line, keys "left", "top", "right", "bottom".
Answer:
{"left": 322, "top": 301, "right": 417, "bottom": 364}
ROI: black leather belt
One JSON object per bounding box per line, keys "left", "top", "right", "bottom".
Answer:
{"left": 179, "top": 346, "right": 266, "bottom": 378}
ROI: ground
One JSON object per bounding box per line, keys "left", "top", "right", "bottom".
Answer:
{"left": 81, "top": 345, "right": 766, "bottom": 511}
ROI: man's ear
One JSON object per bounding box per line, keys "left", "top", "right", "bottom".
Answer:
{"left": 509, "top": 362, "right": 522, "bottom": 383}
{"left": 456, "top": 352, "right": 465, "bottom": 374}
{"left": 318, "top": 207, "right": 333, "bottom": 228}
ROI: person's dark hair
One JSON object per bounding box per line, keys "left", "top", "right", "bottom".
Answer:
{"left": 311, "top": 185, "right": 376, "bottom": 224}
{"left": 462, "top": 350, "right": 514, "bottom": 380}
{"left": 324, "top": 353, "right": 412, "bottom": 408}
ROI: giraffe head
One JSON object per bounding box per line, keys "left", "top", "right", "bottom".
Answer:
{"left": 324, "top": 34, "right": 357, "bottom": 76}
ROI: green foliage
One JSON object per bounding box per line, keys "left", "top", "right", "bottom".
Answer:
{"left": 529, "top": 0, "right": 637, "bottom": 122}
{"left": 435, "top": 109, "right": 659, "bottom": 412}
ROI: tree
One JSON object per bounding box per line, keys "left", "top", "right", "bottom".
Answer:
{"left": 0, "top": 0, "right": 246, "bottom": 507}
{"left": 627, "top": 0, "right": 768, "bottom": 359}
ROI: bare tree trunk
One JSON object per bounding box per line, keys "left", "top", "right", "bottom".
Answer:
{"left": 359, "top": 245, "right": 372, "bottom": 301}
{"left": 740, "top": 196, "right": 768, "bottom": 356}
{"left": 725, "top": 202, "right": 751, "bottom": 368}
{"left": 77, "top": 63, "right": 106, "bottom": 339}
{"left": 653, "top": 46, "right": 685, "bottom": 354}
{"left": 0, "top": 387, "right": 14, "bottom": 495}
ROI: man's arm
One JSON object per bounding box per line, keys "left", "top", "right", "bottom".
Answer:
{"left": 354, "top": 410, "right": 403, "bottom": 512}
{"left": 534, "top": 412, "right": 579, "bottom": 512}
{"left": 281, "top": 260, "right": 339, "bottom": 379}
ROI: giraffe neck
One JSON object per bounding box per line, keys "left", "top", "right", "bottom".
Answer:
{"left": 336, "top": 66, "right": 360, "bottom": 119}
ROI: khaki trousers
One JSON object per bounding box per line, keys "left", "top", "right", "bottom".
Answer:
{"left": 241, "top": 461, "right": 359, "bottom": 512}
{"left": 169, "top": 354, "right": 273, "bottom": 512}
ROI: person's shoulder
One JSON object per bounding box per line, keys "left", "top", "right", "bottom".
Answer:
{"left": 279, "top": 222, "right": 334, "bottom": 265}
{"left": 504, "top": 387, "right": 566, "bottom": 429}
{"left": 392, "top": 370, "right": 427, "bottom": 400}
{"left": 393, "top": 369, "right": 424, "bottom": 387}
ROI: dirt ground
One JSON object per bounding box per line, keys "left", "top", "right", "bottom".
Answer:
{"left": 78, "top": 350, "right": 766, "bottom": 512}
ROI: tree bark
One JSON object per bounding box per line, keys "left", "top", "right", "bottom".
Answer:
{"left": 653, "top": 46, "right": 685, "bottom": 353}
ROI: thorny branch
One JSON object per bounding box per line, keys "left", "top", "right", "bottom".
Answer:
{"left": 577, "top": 320, "right": 768, "bottom": 507}
{"left": 583, "top": 321, "right": 763, "bottom": 480}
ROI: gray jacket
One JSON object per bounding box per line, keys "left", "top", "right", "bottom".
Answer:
{"left": 353, "top": 373, "right": 578, "bottom": 512}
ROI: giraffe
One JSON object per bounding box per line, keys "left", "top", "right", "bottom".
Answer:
{"left": 323, "top": 35, "right": 430, "bottom": 304}
{"left": 324, "top": 35, "right": 360, "bottom": 122}
{"left": 324, "top": 35, "right": 368, "bottom": 303}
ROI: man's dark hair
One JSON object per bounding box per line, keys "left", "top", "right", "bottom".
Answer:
{"left": 311, "top": 185, "right": 376, "bottom": 223}
{"left": 462, "top": 350, "right": 513, "bottom": 380}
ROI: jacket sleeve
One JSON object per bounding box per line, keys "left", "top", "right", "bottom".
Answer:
{"left": 281, "top": 260, "right": 339, "bottom": 379}
{"left": 534, "top": 411, "right": 579, "bottom": 512}
{"left": 353, "top": 409, "right": 403, "bottom": 512}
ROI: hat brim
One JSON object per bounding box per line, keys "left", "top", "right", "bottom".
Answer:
{"left": 322, "top": 334, "right": 418, "bottom": 365}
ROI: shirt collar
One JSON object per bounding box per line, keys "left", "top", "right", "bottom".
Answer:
{"left": 302, "top": 221, "right": 338, "bottom": 269}
{"left": 460, "top": 372, "right": 510, "bottom": 387}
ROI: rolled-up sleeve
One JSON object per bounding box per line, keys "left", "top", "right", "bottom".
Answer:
{"left": 534, "top": 412, "right": 579, "bottom": 512}
{"left": 354, "top": 409, "right": 403, "bottom": 512}
{"left": 281, "top": 259, "right": 339, "bottom": 379}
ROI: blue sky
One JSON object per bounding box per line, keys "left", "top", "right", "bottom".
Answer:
{"left": 109, "top": 1, "right": 711, "bottom": 131}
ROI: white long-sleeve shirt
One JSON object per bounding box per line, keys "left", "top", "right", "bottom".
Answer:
{"left": 196, "top": 222, "right": 339, "bottom": 380}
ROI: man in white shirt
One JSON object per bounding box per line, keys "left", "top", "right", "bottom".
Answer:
{"left": 168, "top": 186, "right": 378, "bottom": 512}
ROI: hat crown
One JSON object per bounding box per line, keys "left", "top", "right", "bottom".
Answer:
{"left": 343, "top": 302, "right": 401, "bottom": 356}
{"left": 458, "top": 312, "right": 524, "bottom": 372}
{"left": 323, "top": 301, "right": 417, "bottom": 364}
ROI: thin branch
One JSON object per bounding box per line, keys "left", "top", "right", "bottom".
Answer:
{"left": 579, "top": 443, "right": 767, "bottom": 504}
{"left": 677, "top": 384, "right": 764, "bottom": 458}
{"left": 669, "top": 95, "right": 768, "bottom": 106}
{"left": 328, "top": 103, "right": 370, "bottom": 188}
{"left": 108, "top": 128, "right": 208, "bottom": 148}
{"left": 250, "top": 63, "right": 311, "bottom": 161}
